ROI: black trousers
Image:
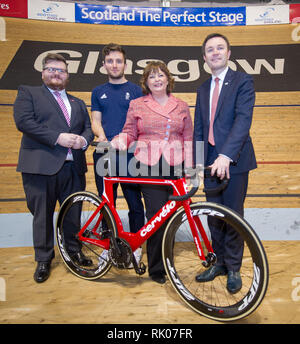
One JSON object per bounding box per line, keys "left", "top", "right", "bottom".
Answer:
{"left": 93, "top": 150, "right": 145, "bottom": 233}
{"left": 205, "top": 144, "right": 249, "bottom": 271}
{"left": 140, "top": 184, "right": 171, "bottom": 277}
{"left": 139, "top": 157, "right": 182, "bottom": 277}
{"left": 22, "top": 161, "right": 85, "bottom": 262}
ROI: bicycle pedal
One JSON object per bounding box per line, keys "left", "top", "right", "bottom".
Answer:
{"left": 135, "top": 262, "right": 146, "bottom": 275}
{"left": 202, "top": 252, "right": 217, "bottom": 268}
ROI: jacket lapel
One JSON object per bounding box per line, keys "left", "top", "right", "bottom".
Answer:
{"left": 202, "top": 78, "right": 211, "bottom": 125}
{"left": 144, "top": 94, "right": 178, "bottom": 118}
{"left": 68, "top": 94, "right": 77, "bottom": 128}
{"left": 42, "top": 84, "right": 72, "bottom": 127}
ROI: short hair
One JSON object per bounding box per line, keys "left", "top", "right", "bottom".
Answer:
{"left": 140, "top": 61, "right": 175, "bottom": 95}
{"left": 102, "top": 43, "right": 126, "bottom": 63}
{"left": 202, "top": 33, "right": 231, "bottom": 56}
{"left": 42, "top": 53, "right": 68, "bottom": 70}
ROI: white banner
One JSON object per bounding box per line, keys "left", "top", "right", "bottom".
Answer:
{"left": 246, "top": 5, "right": 289, "bottom": 25}
{"left": 28, "top": 0, "right": 75, "bottom": 22}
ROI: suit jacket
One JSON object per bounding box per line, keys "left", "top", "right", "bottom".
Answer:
{"left": 193, "top": 68, "right": 257, "bottom": 174}
{"left": 14, "top": 84, "right": 94, "bottom": 175}
{"left": 119, "top": 94, "right": 193, "bottom": 166}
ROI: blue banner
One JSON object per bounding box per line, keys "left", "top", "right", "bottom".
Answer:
{"left": 75, "top": 4, "right": 246, "bottom": 27}
{"left": 75, "top": 4, "right": 162, "bottom": 26}
{"left": 162, "top": 7, "right": 246, "bottom": 26}
{"left": 76, "top": 4, "right": 120, "bottom": 25}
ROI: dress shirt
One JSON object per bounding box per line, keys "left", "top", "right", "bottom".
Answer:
{"left": 209, "top": 67, "right": 232, "bottom": 162}
{"left": 49, "top": 88, "right": 87, "bottom": 159}
{"left": 209, "top": 66, "right": 228, "bottom": 120}
{"left": 49, "top": 88, "right": 73, "bottom": 160}
{"left": 49, "top": 88, "right": 72, "bottom": 119}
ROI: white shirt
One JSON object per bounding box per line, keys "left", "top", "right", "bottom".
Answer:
{"left": 49, "top": 88, "right": 88, "bottom": 158}
{"left": 49, "top": 88, "right": 72, "bottom": 119}
{"left": 209, "top": 66, "right": 232, "bottom": 162}
{"left": 209, "top": 66, "right": 228, "bottom": 120}
{"left": 49, "top": 88, "right": 74, "bottom": 160}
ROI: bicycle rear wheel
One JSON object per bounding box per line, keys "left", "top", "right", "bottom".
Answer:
{"left": 56, "top": 191, "right": 117, "bottom": 280}
{"left": 162, "top": 202, "right": 268, "bottom": 322}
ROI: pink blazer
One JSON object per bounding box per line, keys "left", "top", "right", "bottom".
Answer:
{"left": 119, "top": 94, "right": 193, "bottom": 167}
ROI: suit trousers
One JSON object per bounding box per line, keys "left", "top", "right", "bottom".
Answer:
{"left": 22, "top": 161, "right": 86, "bottom": 262}
{"left": 205, "top": 144, "right": 249, "bottom": 271}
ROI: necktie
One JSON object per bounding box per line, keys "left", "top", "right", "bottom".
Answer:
{"left": 54, "top": 91, "right": 72, "bottom": 157}
{"left": 53, "top": 91, "right": 70, "bottom": 127}
{"left": 208, "top": 77, "right": 220, "bottom": 146}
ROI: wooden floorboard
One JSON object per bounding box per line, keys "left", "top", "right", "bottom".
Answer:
{"left": 0, "top": 241, "right": 299, "bottom": 324}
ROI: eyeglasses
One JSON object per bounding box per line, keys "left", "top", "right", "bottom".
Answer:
{"left": 43, "top": 67, "right": 68, "bottom": 74}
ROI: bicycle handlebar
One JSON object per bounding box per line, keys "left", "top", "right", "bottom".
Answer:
{"left": 202, "top": 167, "right": 229, "bottom": 196}
{"left": 90, "top": 141, "right": 228, "bottom": 200}
{"left": 168, "top": 167, "right": 228, "bottom": 201}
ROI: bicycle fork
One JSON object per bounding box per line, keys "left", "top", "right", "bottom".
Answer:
{"left": 182, "top": 202, "right": 217, "bottom": 268}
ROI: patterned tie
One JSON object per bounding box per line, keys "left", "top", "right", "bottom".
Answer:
{"left": 53, "top": 91, "right": 71, "bottom": 126}
{"left": 54, "top": 91, "right": 72, "bottom": 156}
{"left": 208, "top": 77, "right": 220, "bottom": 146}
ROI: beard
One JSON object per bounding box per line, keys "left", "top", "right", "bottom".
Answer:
{"left": 42, "top": 75, "right": 69, "bottom": 90}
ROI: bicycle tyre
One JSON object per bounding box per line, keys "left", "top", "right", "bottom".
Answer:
{"left": 162, "top": 202, "right": 269, "bottom": 322}
{"left": 56, "top": 191, "right": 117, "bottom": 280}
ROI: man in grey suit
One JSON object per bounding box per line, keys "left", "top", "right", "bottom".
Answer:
{"left": 193, "top": 33, "right": 257, "bottom": 293}
{"left": 14, "top": 53, "right": 94, "bottom": 283}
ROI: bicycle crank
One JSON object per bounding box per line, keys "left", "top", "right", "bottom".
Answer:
{"left": 109, "top": 237, "right": 132, "bottom": 269}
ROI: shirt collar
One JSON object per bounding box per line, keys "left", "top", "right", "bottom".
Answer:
{"left": 47, "top": 87, "right": 66, "bottom": 97}
{"left": 212, "top": 66, "right": 229, "bottom": 83}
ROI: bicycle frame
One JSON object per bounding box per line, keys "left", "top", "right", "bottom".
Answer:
{"left": 76, "top": 175, "right": 214, "bottom": 263}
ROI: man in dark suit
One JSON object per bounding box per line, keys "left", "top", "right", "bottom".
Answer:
{"left": 14, "top": 53, "right": 94, "bottom": 283}
{"left": 193, "top": 33, "right": 256, "bottom": 293}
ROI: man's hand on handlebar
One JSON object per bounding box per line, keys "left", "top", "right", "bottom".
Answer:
{"left": 209, "top": 155, "right": 231, "bottom": 180}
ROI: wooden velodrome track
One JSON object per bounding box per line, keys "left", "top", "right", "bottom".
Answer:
{"left": 0, "top": 17, "right": 299, "bottom": 324}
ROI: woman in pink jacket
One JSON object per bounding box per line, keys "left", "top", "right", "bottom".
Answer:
{"left": 112, "top": 61, "right": 193, "bottom": 284}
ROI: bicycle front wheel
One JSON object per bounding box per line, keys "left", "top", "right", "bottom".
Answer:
{"left": 162, "top": 202, "right": 269, "bottom": 322}
{"left": 56, "top": 191, "right": 117, "bottom": 280}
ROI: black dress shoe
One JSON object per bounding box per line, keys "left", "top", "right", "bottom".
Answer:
{"left": 195, "top": 265, "right": 227, "bottom": 282}
{"left": 71, "top": 251, "right": 93, "bottom": 266}
{"left": 34, "top": 262, "right": 51, "bottom": 283}
{"left": 151, "top": 274, "right": 166, "bottom": 284}
{"left": 227, "top": 271, "right": 242, "bottom": 294}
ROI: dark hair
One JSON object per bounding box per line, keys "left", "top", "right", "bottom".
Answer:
{"left": 140, "top": 61, "right": 174, "bottom": 95}
{"left": 102, "top": 43, "right": 126, "bottom": 63}
{"left": 202, "top": 33, "right": 231, "bottom": 56}
{"left": 42, "top": 53, "right": 68, "bottom": 70}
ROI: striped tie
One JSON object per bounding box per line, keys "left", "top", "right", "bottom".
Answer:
{"left": 208, "top": 77, "right": 220, "bottom": 146}
{"left": 54, "top": 91, "right": 70, "bottom": 127}
{"left": 54, "top": 91, "right": 72, "bottom": 156}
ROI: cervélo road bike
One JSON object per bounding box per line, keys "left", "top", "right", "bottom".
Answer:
{"left": 55, "top": 142, "right": 268, "bottom": 322}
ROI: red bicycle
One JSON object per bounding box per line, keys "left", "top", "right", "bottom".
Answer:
{"left": 55, "top": 142, "right": 268, "bottom": 322}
